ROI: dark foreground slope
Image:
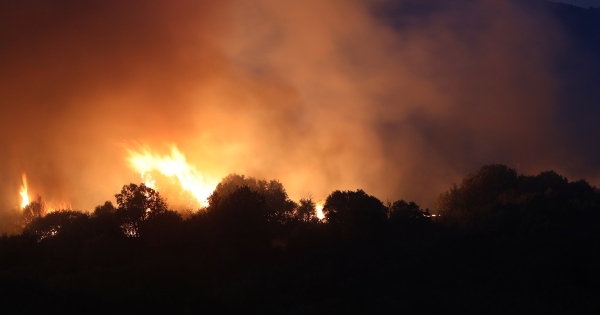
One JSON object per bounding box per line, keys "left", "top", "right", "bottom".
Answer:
{"left": 1, "top": 165, "right": 600, "bottom": 314}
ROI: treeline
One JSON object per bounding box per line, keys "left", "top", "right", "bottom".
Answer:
{"left": 1, "top": 166, "right": 600, "bottom": 313}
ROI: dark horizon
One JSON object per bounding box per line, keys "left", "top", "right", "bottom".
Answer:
{"left": 2, "top": 163, "right": 600, "bottom": 312}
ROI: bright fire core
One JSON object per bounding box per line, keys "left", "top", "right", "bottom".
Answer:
{"left": 126, "top": 145, "right": 217, "bottom": 207}
{"left": 316, "top": 202, "right": 324, "bottom": 220}
{"left": 20, "top": 173, "right": 29, "bottom": 208}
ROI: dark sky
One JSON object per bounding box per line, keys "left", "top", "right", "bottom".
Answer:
{"left": 0, "top": 0, "right": 599, "bottom": 223}
{"left": 555, "top": 0, "right": 599, "bottom": 7}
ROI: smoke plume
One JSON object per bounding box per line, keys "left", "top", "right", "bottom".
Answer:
{"left": 0, "top": 0, "right": 594, "bottom": 229}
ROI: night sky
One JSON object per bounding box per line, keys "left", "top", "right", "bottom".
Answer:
{"left": 1, "top": 0, "right": 599, "bottom": 222}
{"left": 556, "top": 0, "right": 599, "bottom": 8}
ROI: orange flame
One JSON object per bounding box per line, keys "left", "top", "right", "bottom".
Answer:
{"left": 17, "top": 173, "right": 70, "bottom": 214}
{"left": 316, "top": 201, "right": 325, "bottom": 220}
{"left": 19, "top": 173, "right": 30, "bottom": 209}
{"left": 126, "top": 145, "right": 217, "bottom": 207}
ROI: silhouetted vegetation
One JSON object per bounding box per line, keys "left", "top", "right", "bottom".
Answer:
{"left": 212, "top": 174, "right": 298, "bottom": 223}
{"left": 20, "top": 195, "right": 47, "bottom": 228}
{"left": 1, "top": 164, "right": 600, "bottom": 313}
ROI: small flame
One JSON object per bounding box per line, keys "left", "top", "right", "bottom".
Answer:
{"left": 316, "top": 202, "right": 325, "bottom": 220}
{"left": 126, "top": 145, "right": 217, "bottom": 207}
{"left": 19, "top": 173, "right": 29, "bottom": 208}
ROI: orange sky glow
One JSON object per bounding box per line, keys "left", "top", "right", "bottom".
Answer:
{"left": 1, "top": 0, "right": 598, "bottom": 229}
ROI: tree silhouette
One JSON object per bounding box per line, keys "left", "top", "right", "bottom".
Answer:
{"left": 20, "top": 195, "right": 47, "bottom": 228}
{"left": 93, "top": 201, "right": 116, "bottom": 217}
{"left": 23, "top": 210, "right": 88, "bottom": 241}
{"left": 208, "top": 186, "right": 267, "bottom": 226}
{"left": 115, "top": 183, "right": 168, "bottom": 218}
{"left": 207, "top": 186, "right": 269, "bottom": 245}
{"left": 323, "top": 189, "right": 387, "bottom": 231}
{"left": 436, "top": 164, "right": 519, "bottom": 226}
{"left": 139, "top": 209, "right": 183, "bottom": 242}
{"left": 296, "top": 195, "right": 317, "bottom": 222}
{"left": 389, "top": 199, "right": 429, "bottom": 226}
{"left": 114, "top": 183, "right": 168, "bottom": 237}
{"left": 212, "top": 174, "right": 297, "bottom": 223}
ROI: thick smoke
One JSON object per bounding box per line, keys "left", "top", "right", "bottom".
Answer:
{"left": 0, "top": 0, "right": 592, "bottom": 230}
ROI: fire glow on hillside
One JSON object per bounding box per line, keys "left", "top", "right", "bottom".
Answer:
{"left": 18, "top": 173, "right": 70, "bottom": 214}
{"left": 125, "top": 145, "right": 219, "bottom": 207}
{"left": 17, "top": 145, "right": 327, "bottom": 220}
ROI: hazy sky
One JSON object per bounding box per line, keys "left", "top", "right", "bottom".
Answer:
{"left": 0, "top": 0, "right": 599, "bottom": 226}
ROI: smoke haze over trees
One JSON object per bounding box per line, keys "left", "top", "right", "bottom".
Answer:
{"left": 0, "top": 0, "right": 599, "bottom": 215}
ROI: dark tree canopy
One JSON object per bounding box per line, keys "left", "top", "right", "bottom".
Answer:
{"left": 389, "top": 199, "right": 427, "bottom": 221}
{"left": 436, "top": 164, "right": 519, "bottom": 226}
{"left": 437, "top": 164, "right": 600, "bottom": 228}
{"left": 296, "top": 196, "right": 317, "bottom": 222}
{"left": 115, "top": 183, "right": 168, "bottom": 220}
{"left": 209, "top": 186, "right": 266, "bottom": 217}
{"left": 324, "top": 189, "right": 387, "bottom": 228}
{"left": 207, "top": 186, "right": 269, "bottom": 241}
{"left": 24, "top": 210, "right": 88, "bottom": 242}
{"left": 93, "top": 201, "right": 116, "bottom": 217}
{"left": 212, "top": 174, "right": 297, "bottom": 223}
{"left": 21, "top": 195, "right": 47, "bottom": 228}
{"left": 114, "top": 184, "right": 168, "bottom": 237}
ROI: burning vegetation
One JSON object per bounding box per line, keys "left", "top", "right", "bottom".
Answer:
{"left": 125, "top": 145, "right": 219, "bottom": 207}
{"left": 18, "top": 174, "right": 29, "bottom": 209}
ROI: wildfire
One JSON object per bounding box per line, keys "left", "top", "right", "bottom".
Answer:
{"left": 126, "top": 145, "right": 217, "bottom": 207}
{"left": 141, "top": 171, "right": 156, "bottom": 189}
{"left": 19, "top": 173, "right": 29, "bottom": 208}
{"left": 316, "top": 201, "right": 325, "bottom": 220}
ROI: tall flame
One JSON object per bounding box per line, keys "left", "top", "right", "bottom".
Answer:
{"left": 316, "top": 201, "right": 325, "bottom": 220}
{"left": 126, "top": 145, "right": 217, "bottom": 207}
{"left": 20, "top": 173, "right": 29, "bottom": 208}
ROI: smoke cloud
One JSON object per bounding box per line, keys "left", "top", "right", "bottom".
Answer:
{"left": 0, "top": 0, "right": 594, "bottom": 228}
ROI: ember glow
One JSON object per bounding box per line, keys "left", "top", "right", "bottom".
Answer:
{"left": 19, "top": 173, "right": 29, "bottom": 209}
{"left": 126, "top": 145, "right": 218, "bottom": 207}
